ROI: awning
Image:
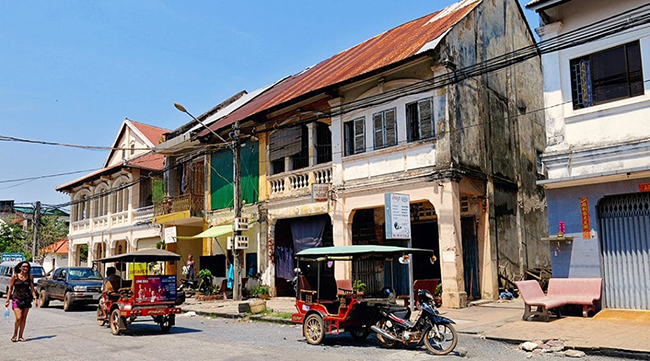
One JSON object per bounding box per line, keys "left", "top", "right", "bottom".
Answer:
{"left": 183, "top": 225, "right": 233, "bottom": 239}
{"left": 97, "top": 249, "right": 181, "bottom": 263}
{"left": 295, "top": 245, "right": 433, "bottom": 260}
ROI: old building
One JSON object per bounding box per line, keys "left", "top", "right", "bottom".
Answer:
{"left": 56, "top": 119, "right": 169, "bottom": 273}
{"left": 528, "top": 0, "right": 650, "bottom": 310}
{"left": 195, "top": 0, "right": 549, "bottom": 307}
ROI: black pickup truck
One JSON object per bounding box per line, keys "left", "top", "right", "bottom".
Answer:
{"left": 37, "top": 267, "right": 103, "bottom": 311}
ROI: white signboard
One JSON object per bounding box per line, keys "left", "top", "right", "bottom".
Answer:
{"left": 311, "top": 184, "right": 330, "bottom": 202}
{"left": 164, "top": 226, "right": 177, "bottom": 244}
{"left": 385, "top": 193, "right": 411, "bottom": 239}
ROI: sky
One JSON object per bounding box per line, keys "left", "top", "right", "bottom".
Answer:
{"left": 0, "top": 0, "right": 538, "bottom": 210}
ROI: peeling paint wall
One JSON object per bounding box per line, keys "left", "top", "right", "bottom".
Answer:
{"left": 440, "top": 0, "right": 550, "bottom": 282}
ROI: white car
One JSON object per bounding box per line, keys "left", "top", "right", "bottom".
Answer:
{"left": 0, "top": 261, "right": 45, "bottom": 296}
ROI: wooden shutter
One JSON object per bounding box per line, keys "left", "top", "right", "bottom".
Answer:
{"left": 385, "top": 109, "right": 397, "bottom": 146}
{"left": 373, "top": 113, "right": 384, "bottom": 149}
{"left": 354, "top": 118, "right": 365, "bottom": 154}
{"left": 418, "top": 99, "right": 433, "bottom": 139}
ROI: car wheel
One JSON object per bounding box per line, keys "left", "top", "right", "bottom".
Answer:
{"left": 39, "top": 290, "right": 50, "bottom": 308}
{"left": 63, "top": 292, "right": 73, "bottom": 312}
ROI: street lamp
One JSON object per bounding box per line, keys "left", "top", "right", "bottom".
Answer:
{"left": 174, "top": 102, "right": 244, "bottom": 301}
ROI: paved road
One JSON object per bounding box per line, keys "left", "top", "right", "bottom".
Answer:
{"left": 0, "top": 304, "right": 629, "bottom": 361}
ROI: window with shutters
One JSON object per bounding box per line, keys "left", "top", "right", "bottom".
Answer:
{"left": 372, "top": 108, "right": 397, "bottom": 150}
{"left": 406, "top": 97, "right": 434, "bottom": 142}
{"left": 344, "top": 117, "right": 366, "bottom": 156}
{"left": 570, "top": 41, "right": 643, "bottom": 109}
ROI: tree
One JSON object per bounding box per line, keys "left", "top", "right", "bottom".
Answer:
{"left": 0, "top": 218, "right": 31, "bottom": 260}
{"left": 29, "top": 215, "right": 68, "bottom": 250}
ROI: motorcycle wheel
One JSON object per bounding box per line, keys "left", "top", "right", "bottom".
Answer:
{"left": 349, "top": 327, "right": 369, "bottom": 341}
{"left": 424, "top": 323, "right": 458, "bottom": 355}
{"left": 375, "top": 318, "right": 398, "bottom": 348}
{"left": 96, "top": 307, "right": 106, "bottom": 326}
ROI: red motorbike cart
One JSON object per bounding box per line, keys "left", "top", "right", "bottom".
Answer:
{"left": 291, "top": 245, "right": 434, "bottom": 345}
{"left": 95, "top": 249, "right": 184, "bottom": 335}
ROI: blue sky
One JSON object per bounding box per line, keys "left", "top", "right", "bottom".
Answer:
{"left": 0, "top": 0, "right": 538, "bottom": 209}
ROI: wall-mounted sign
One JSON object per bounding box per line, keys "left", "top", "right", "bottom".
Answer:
{"left": 312, "top": 184, "right": 330, "bottom": 202}
{"left": 1, "top": 253, "right": 25, "bottom": 262}
{"left": 640, "top": 183, "right": 650, "bottom": 192}
{"left": 580, "top": 197, "right": 590, "bottom": 239}
{"left": 385, "top": 193, "right": 411, "bottom": 239}
{"left": 164, "top": 226, "right": 177, "bottom": 244}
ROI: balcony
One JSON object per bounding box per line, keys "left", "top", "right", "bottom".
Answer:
{"left": 69, "top": 205, "right": 156, "bottom": 235}
{"left": 268, "top": 163, "right": 332, "bottom": 199}
{"left": 153, "top": 193, "right": 204, "bottom": 224}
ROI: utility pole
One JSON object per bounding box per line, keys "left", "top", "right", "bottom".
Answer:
{"left": 232, "top": 122, "right": 242, "bottom": 301}
{"left": 32, "top": 201, "right": 41, "bottom": 262}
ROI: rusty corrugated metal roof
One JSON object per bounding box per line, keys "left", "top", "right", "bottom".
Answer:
{"left": 199, "top": 0, "right": 482, "bottom": 137}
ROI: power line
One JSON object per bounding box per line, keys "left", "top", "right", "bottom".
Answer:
{"left": 0, "top": 168, "right": 100, "bottom": 184}
{"left": 0, "top": 134, "right": 154, "bottom": 151}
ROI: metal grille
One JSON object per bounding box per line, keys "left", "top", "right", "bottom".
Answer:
{"left": 352, "top": 259, "right": 382, "bottom": 295}
{"left": 598, "top": 193, "right": 650, "bottom": 310}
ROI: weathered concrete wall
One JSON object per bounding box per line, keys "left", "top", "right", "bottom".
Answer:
{"left": 440, "top": 0, "right": 549, "bottom": 282}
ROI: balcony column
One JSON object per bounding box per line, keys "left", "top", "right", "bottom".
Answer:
{"left": 328, "top": 97, "right": 344, "bottom": 186}
{"left": 307, "top": 122, "right": 316, "bottom": 167}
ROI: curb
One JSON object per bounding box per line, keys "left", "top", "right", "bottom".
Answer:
{"left": 484, "top": 335, "right": 650, "bottom": 359}
{"left": 182, "top": 308, "right": 294, "bottom": 325}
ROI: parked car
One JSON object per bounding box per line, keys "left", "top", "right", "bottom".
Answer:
{"left": 37, "top": 267, "right": 103, "bottom": 311}
{"left": 0, "top": 261, "right": 45, "bottom": 296}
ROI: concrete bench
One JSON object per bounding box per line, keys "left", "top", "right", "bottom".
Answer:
{"left": 515, "top": 280, "right": 565, "bottom": 321}
{"left": 547, "top": 278, "right": 602, "bottom": 317}
{"left": 516, "top": 278, "right": 602, "bottom": 321}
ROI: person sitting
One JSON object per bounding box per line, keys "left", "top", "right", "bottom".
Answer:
{"left": 99, "top": 267, "right": 122, "bottom": 319}
{"left": 103, "top": 267, "right": 122, "bottom": 293}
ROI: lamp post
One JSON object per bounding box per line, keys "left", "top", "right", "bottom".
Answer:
{"left": 174, "top": 103, "right": 243, "bottom": 301}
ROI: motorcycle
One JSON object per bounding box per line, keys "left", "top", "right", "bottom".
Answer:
{"left": 178, "top": 274, "right": 213, "bottom": 297}
{"left": 370, "top": 289, "right": 458, "bottom": 355}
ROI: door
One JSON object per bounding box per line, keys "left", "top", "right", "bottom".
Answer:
{"left": 598, "top": 193, "right": 650, "bottom": 310}
{"left": 462, "top": 217, "right": 480, "bottom": 300}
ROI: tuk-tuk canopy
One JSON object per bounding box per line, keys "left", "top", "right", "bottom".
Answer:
{"left": 97, "top": 248, "right": 181, "bottom": 263}
{"left": 295, "top": 245, "right": 433, "bottom": 261}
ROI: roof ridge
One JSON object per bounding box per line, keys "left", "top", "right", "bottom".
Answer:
{"left": 126, "top": 118, "right": 171, "bottom": 132}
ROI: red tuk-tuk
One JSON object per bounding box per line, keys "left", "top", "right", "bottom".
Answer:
{"left": 95, "top": 249, "right": 184, "bottom": 335}
{"left": 292, "top": 245, "right": 435, "bottom": 345}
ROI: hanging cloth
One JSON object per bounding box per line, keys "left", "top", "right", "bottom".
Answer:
{"left": 290, "top": 217, "right": 327, "bottom": 253}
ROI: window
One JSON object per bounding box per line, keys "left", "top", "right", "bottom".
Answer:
{"left": 291, "top": 125, "right": 309, "bottom": 170}
{"left": 344, "top": 117, "right": 365, "bottom": 156}
{"left": 406, "top": 97, "right": 434, "bottom": 141}
{"left": 271, "top": 159, "right": 285, "bottom": 175}
{"left": 130, "top": 143, "right": 135, "bottom": 156}
{"left": 372, "top": 108, "right": 397, "bottom": 150}
{"left": 570, "top": 41, "right": 643, "bottom": 109}
{"left": 316, "top": 122, "right": 332, "bottom": 164}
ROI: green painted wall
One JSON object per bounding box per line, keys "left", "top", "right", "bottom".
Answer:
{"left": 210, "top": 141, "right": 259, "bottom": 210}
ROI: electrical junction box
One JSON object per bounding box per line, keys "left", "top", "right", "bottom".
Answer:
{"left": 234, "top": 217, "right": 249, "bottom": 231}
{"left": 226, "top": 235, "right": 249, "bottom": 250}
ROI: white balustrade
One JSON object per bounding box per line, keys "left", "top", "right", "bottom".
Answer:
{"left": 268, "top": 164, "right": 332, "bottom": 197}
{"left": 270, "top": 178, "right": 285, "bottom": 194}
{"left": 289, "top": 173, "right": 309, "bottom": 190}
{"left": 110, "top": 211, "right": 128, "bottom": 226}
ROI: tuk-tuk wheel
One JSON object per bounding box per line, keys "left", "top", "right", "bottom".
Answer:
{"left": 96, "top": 307, "right": 106, "bottom": 326}
{"left": 303, "top": 314, "right": 325, "bottom": 345}
{"left": 110, "top": 309, "right": 124, "bottom": 335}
{"left": 159, "top": 315, "right": 174, "bottom": 333}
{"left": 349, "top": 327, "right": 369, "bottom": 341}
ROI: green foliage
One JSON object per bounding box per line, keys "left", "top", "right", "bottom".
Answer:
{"left": 30, "top": 215, "right": 68, "bottom": 253}
{"left": 435, "top": 283, "right": 443, "bottom": 297}
{"left": 197, "top": 269, "right": 213, "bottom": 279}
{"left": 78, "top": 245, "right": 88, "bottom": 263}
{"left": 252, "top": 285, "right": 270, "bottom": 296}
{"left": 0, "top": 218, "right": 30, "bottom": 258}
{"left": 352, "top": 280, "right": 367, "bottom": 294}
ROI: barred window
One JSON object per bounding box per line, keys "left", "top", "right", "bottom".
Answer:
{"left": 570, "top": 41, "right": 643, "bottom": 109}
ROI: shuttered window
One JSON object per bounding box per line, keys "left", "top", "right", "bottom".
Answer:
{"left": 344, "top": 117, "right": 366, "bottom": 156}
{"left": 406, "top": 97, "right": 434, "bottom": 142}
{"left": 373, "top": 108, "right": 397, "bottom": 150}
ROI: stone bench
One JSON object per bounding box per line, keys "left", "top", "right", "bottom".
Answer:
{"left": 547, "top": 278, "right": 602, "bottom": 317}
{"left": 515, "top": 278, "right": 602, "bottom": 321}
